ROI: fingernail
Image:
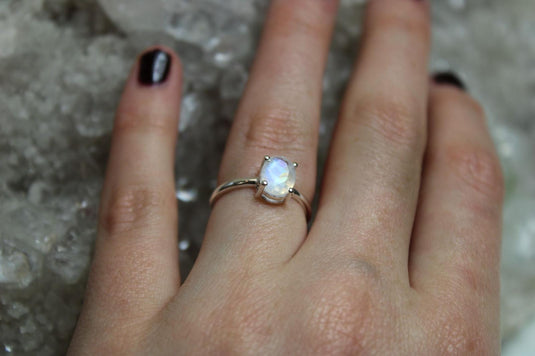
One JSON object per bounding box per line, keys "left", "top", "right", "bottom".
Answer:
{"left": 433, "top": 71, "right": 467, "bottom": 91}
{"left": 138, "top": 49, "right": 171, "bottom": 86}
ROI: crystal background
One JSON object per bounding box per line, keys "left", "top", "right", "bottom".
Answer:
{"left": 0, "top": 0, "right": 534, "bottom": 354}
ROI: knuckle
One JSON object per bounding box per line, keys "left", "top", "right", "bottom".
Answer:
{"left": 451, "top": 263, "right": 496, "bottom": 297}
{"left": 101, "top": 185, "right": 176, "bottom": 235}
{"left": 227, "top": 288, "right": 273, "bottom": 341}
{"left": 433, "top": 267, "right": 488, "bottom": 304}
{"left": 371, "top": 5, "right": 430, "bottom": 42}
{"left": 393, "top": 15, "right": 429, "bottom": 41}
{"left": 352, "top": 97, "right": 424, "bottom": 151}
{"left": 436, "top": 256, "right": 499, "bottom": 299}
{"left": 303, "top": 268, "right": 386, "bottom": 354}
{"left": 115, "top": 108, "right": 175, "bottom": 139}
{"left": 275, "top": 1, "right": 326, "bottom": 37}
{"left": 446, "top": 145, "right": 504, "bottom": 202}
{"left": 305, "top": 284, "right": 365, "bottom": 354}
{"left": 189, "top": 278, "right": 276, "bottom": 351}
{"left": 243, "top": 107, "right": 313, "bottom": 154}
{"left": 432, "top": 307, "right": 490, "bottom": 355}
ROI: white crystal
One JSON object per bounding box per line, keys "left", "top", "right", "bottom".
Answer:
{"left": 259, "top": 157, "right": 296, "bottom": 202}
{"left": 1, "top": 0, "right": 535, "bottom": 353}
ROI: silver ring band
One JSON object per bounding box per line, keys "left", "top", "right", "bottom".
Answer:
{"left": 210, "top": 178, "right": 311, "bottom": 220}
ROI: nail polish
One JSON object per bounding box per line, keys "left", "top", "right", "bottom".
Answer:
{"left": 138, "top": 49, "right": 171, "bottom": 85}
{"left": 433, "top": 71, "right": 467, "bottom": 91}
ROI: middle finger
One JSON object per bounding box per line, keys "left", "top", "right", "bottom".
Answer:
{"left": 303, "top": 0, "right": 431, "bottom": 283}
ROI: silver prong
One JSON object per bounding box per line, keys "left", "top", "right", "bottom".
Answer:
{"left": 285, "top": 188, "right": 295, "bottom": 202}
{"left": 256, "top": 180, "right": 268, "bottom": 198}
{"left": 264, "top": 155, "right": 271, "bottom": 161}
{"left": 293, "top": 162, "right": 298, "bottom": 168}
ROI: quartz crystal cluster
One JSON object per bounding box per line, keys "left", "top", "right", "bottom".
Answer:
{"left": 0, "top": 0, "right": 534, "bottom": 354}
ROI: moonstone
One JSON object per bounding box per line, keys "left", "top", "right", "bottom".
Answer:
{"left": 259, "top": 157, "right": 296, "bottom": 202}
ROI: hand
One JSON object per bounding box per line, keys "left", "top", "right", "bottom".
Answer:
{"left": 68, "top": 0, "right": 503, "bottom": 354}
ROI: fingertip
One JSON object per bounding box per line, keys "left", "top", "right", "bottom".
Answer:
{"left": 138, "top": 45, "right": 183, "bottom": 75}
{"left": 125, "top": 46, "right": 183, "bottom": 91}
{"left": 116, "top": 46, "right": 183, "bottom": 131}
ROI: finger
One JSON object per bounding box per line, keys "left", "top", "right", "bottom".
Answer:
{"left": 303, "top": 0, "right": 431, "bottom": 281}
{"left": 410, "top": 76, "right": 503, "bottom": 312}
{"left": 198, "top": 0, "right": 338, "bottom": 269}
{"left": 73, "top": 47, "right": 182, "bottom": 344}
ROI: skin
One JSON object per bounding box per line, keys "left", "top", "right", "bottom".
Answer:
{"left": 68, "top": 0, "right": 504, "bottom": 354}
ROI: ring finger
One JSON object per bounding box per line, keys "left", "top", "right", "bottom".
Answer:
{"left": 194, "top": 0, "right": 339, "bottom": 274}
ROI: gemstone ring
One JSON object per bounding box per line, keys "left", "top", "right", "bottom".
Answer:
{"left": 209, "top": 156, "right": 312, "bottom": 220}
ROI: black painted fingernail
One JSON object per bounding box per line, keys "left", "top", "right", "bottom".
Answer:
{"left": 138, "top": 49, "right": 171, "bottom": 85}
{"left": 433, "top": 71, "right": 467, "bottom": 91}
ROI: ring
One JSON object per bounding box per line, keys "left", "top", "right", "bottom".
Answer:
{"left": 210, "top": 156, "right": 312, "bottom": 220}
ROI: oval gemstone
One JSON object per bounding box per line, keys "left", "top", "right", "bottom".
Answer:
{"left": 259, "top": 156, "right": 296, "bottom": 202}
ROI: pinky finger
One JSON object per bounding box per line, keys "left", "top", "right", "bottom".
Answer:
{"left": 409, "top": 74, "right": 504, "bottom": 351}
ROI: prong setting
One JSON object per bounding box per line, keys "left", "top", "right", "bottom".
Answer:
{"left": 284, "top": 187, "right": 295, "bottom": 202}
{"left": 258, "top": 156, "right": 297, "bottom": 204}
{"left": 256, "top": 180, "right": 268, "bottom": 198}
{"left": 209, "top": 155, "right": 311, "bottom": 220}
